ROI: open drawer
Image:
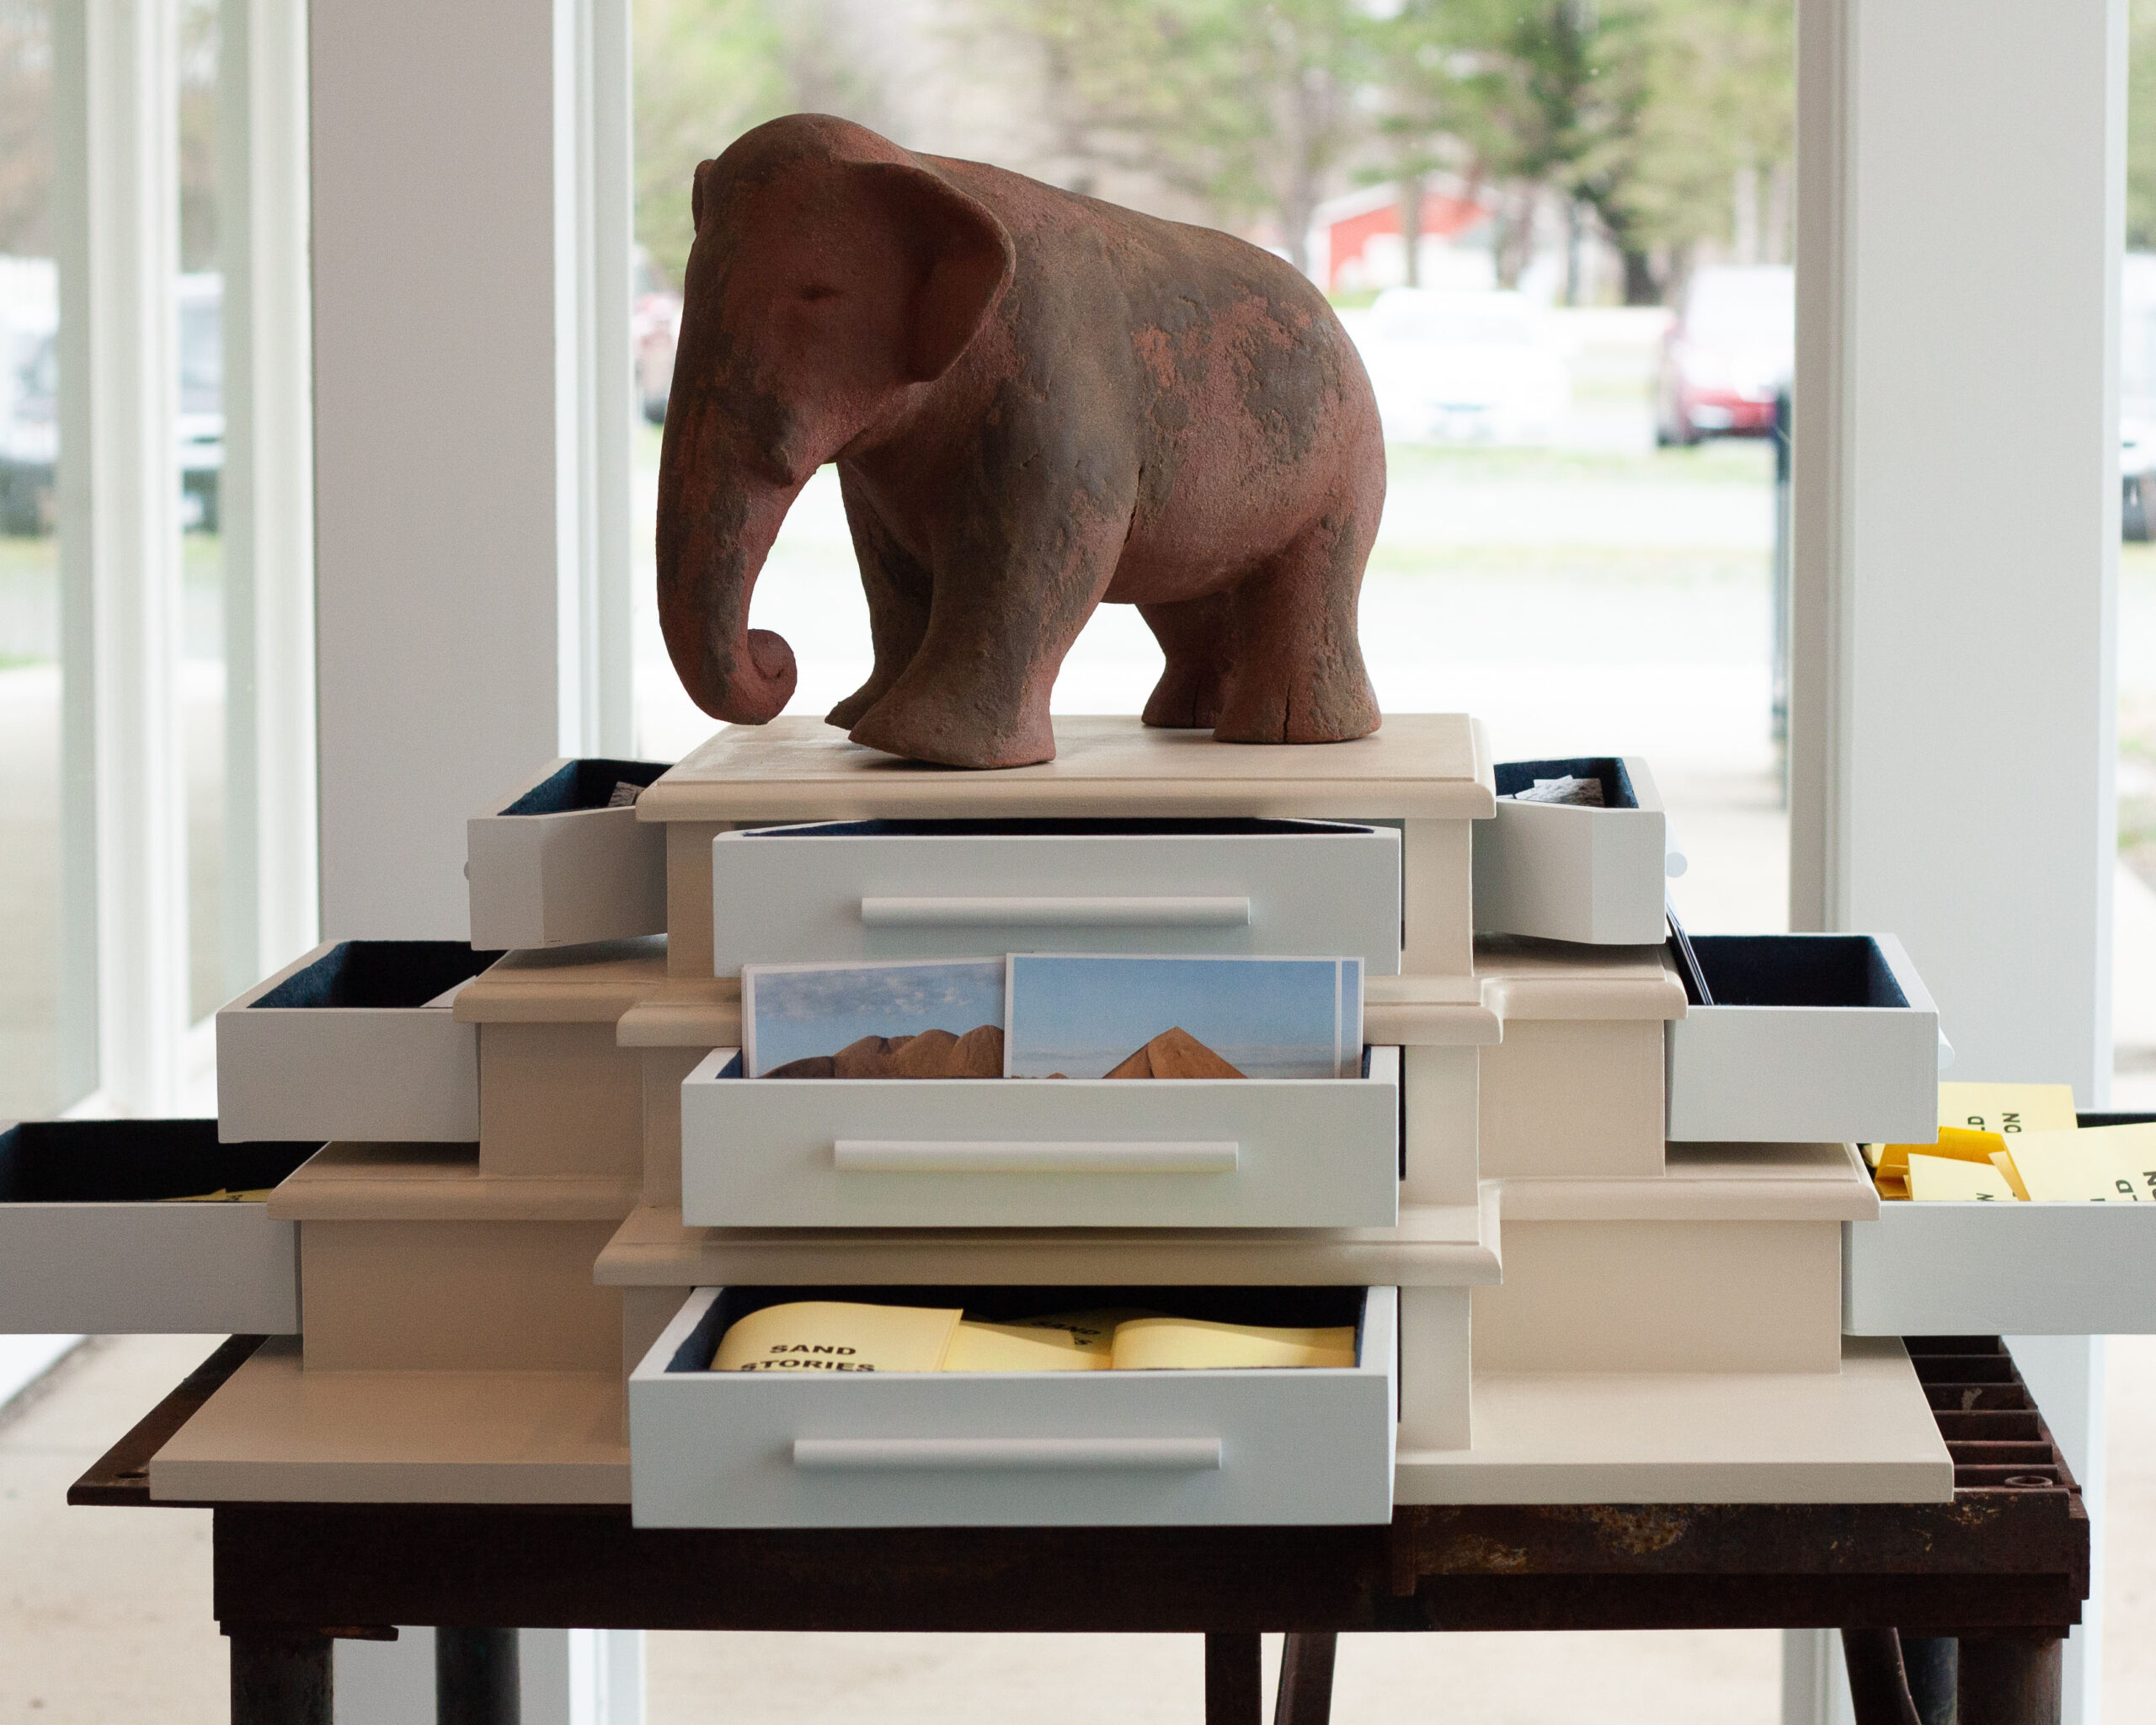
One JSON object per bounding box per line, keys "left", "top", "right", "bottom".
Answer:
{"left": 680, "top": 1047, "right": 1401, "bottom": 1230}
{"left": 707, "top": 818, "right": 1402, "bottom": 975}
{"left": 1473, "top": 756, "right": 1681, "bottom": 946}
{"left": 1665, "top": 934, "right": 1941, "bottom": 1144}
{"left": 467, "top": 757, "right": 672, "bottom": 950}
{"left": 0, "top": 1120, "right": 314, "bottom": 1332}
{"left": 629, "top": 1284, "right": 1398, "bottom": 1527}
{"left": 217, "top": 941, "right": 502, "bottom": 1143}
{"left": 1845, "top": 1110, "right": 2156, "bottom": 1335}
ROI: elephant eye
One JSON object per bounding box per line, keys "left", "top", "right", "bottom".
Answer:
{"left": 799, "top": 284, "right": 841, "bottom": 303}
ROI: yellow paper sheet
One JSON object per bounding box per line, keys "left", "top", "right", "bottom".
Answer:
{"left": 1107, "top": 1316, "right": 1357, "bottom": 1371}
{"left": 1906, "top": 1151, "right": 2015, "bottom": 1202}
{"left": 1989, "top": 1151, "right": 2031, "bottom": 1200}
{"left": 1937, "top": 1081, "right": 2080, "bottom": 1135}
{"left": 942, "top": 1320, "right": 1110, "bottom": 1372}
{"left": 2006, "top": 1124, "right": 2156, "bottom": 1204}
{"left": 1876, "top": 1127, "right": 2006, "bottom": 1177}
{"left": 711, "top": 1300, "right": 962, "bottom": 1373}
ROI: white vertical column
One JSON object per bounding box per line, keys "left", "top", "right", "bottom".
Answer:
{"left": 1788, "top": 4, "right": 2123, "bottom": 1723}
{"left": 312, "top": 0, "right": 595, "bottom": 940}
{"left": 61, "top": 0, "right": 190, "bottom": 1110}
{"left": 219, "top": 0, "right": 318, "bottom": 996}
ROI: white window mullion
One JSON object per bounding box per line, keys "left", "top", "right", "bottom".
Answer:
{"left": 555, "top": 0, "right": 635, "bottom": 761}
{"left": 75, "top": 0, "right": 189, "bottom": 1113}
{"left": 219, "top": 0, "right": 319, "bottom": 997}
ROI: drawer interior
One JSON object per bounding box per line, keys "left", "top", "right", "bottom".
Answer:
{"left": 253, "top": 940, "right": 503, "bottom": 1010}
{"left": 0, "top": 1119, "right": 319, "bottom": 1202}
{"left": 711, "top": 1047, "right": 1381, "bottom": 1081}
{"left": 665, "top": 1284, "right": 1373, "bottom": 1374}
{"left": 732, "top": 817, "right": 1384, "bottom": 839}
{"left": 1686, "top": 935, "right": 1907, "bottom": 1009}
{"left": 497, "top": 757, "right": 670, "bottom": 816}
{"left": 1494, "top": 756, "right": 1639, "bottom": 809}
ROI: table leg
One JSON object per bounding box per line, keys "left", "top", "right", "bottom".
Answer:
{"left": 1956, "top": 1637, "right": 2063, "bottom": 1725}
{"left": 227, "top": 1629, "right": 332, "bottom": 1725}
{"left": 1274, "top": 1632, "right": 1337, "bottom": 1725}
{"left": 1839, "top": 1628, "right": 1920, "bottom": 1725}
{"left": 1898, "top": 1636, "right": 1957, "bottom": 1725}
{"left": 436, "top": 1626, "right": 521, "bottom": 1725}
{"left": 1204, "top": 1632, "right": 1262, "bottom": 1725}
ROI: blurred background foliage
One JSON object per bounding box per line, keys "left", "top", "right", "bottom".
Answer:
{"left": 633, "top": 0, "right": 1796, "bottom": 302}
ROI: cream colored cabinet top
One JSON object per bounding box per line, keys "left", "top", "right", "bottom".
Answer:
{"left": 636, "top": 714, "right": 1496, "bottom": 824}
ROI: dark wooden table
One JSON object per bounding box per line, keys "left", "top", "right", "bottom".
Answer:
{"left": 74, "top": 1335, "right": 2087, "bottom": 1725}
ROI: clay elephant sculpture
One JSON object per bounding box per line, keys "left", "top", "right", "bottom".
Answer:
{"left": 657, "top": 113, "right": 1385, "bottom": 770}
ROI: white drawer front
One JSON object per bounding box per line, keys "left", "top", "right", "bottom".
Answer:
{"left": 1474, "top": 757, "right": 1675, "bottom": 947}
{"left": 0, "top": 1121, "right": 314, "bottom": 1333}
{"left": 680, "top": 1047, "right": 1401, "bottom": 1229}
{"left": 709, "top": 820, "right": 1402, "bottom": 975}
{"left": 467, "top": 757, "right": 670, "bottom": 950}
{"left": 629, "top": 1285, "right": 1398, "bottom": 1527}
{"left": 1845, "top": 1204, "right": 2156, "bottom": 1336}
{"left": 217, "top": 941, "right": 498, "bottom": 1143}
{"left": 1665, "top": 935, "right": 1940, "bottom": 1144}
{"left": 0, "top": 1204, "right": 300, "bottom": 1333}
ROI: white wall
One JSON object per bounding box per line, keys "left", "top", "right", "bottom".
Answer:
{"left": 1790, "top": 3, "right": 2124, "bottom": 1722}
{"left": 311, "top": 0, "right": 572, "bottom": 940}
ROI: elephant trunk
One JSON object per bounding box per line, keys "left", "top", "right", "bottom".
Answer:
{"left": 655, "top": 449, "right": 803, "bottom": 727}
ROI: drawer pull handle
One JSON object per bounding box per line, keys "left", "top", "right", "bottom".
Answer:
{"left": 859, "top": 895, "right": 1251, "bottom": 928}
{"left": 834, "top": 1140, "right": 1240, "bottom": 1174}
{"left": 792, "top": 1437, "right": 1223, "bottom": 1472}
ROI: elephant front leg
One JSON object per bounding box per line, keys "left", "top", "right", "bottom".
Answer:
{"left": 1138, "top": 592, "right": 1240, "bottom": 729}
{"left": 826, "top": 467, "right": 934, "bottom": 731}
{"left": 844, "top": 500, "right": 1133, "bottom": 770}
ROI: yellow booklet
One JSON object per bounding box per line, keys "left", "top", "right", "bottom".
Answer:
{"left": 1906, "top": 1151, "right": 2015, "bottom": 1202}
{"left": 1870, "top": 1082, "right": 2081, "bottom": 1189}
{"left": 712, "top": 1300, "right": 963, "bottom": 1373}
{"left": 942, "top": 1320, "right": 1113, "bottom": 1372}
{"left": 1937, "top": 1081, "right": 2079, "bottom": 1135}
{"left": 710, "top": 1302, "right": 1357, "bottom": 1372}
{"left": 1999, "top": 1124, "right": 2156, "bottom": 1204}
{"left": 1107, "top": 1316, "right": 1358, "bottom": 1370}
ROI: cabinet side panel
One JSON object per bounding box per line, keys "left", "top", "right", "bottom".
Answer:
{"left": 1472, "top": 1220, "right": 1842, "bottom": 1373}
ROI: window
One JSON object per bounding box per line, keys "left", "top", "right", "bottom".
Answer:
{"left": 626, "top": 0, "right": 1794, "bottom": 939}
{"left": 0, "top": 0, "right": 315, "bottom": 1120}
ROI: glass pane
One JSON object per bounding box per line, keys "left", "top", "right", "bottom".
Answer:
{"left": 629, "top": 1, "right": 1791, "bottom": 942}
{"left": 0, "top": 0, "right": 67, "bottom": 1116}
{"left": 2121, "top": 0, "right": 2156, "bottom": 1111}
{"left": 179, "top": 0, "right": 223, "bottom": 1025}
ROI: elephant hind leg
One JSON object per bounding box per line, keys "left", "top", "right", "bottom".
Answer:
{"left": 1212, "top": 513, "right": 1381, "bottom": 745}
{"left": 1138, "top": 593, "right": 1241, "bottom": 729}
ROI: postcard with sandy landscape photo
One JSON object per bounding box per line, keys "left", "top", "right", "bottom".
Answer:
{"left": 1003, "top": 954, "right": 1363, "bottom": 1080}
{"left": 742, "top": 958, "right": 1006, "bottom": 1078}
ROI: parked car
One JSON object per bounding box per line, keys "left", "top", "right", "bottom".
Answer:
{"left": 0, "top": 254, "right": 57, "bottom": 535}
{"left": 2121, "top": 254, "right": 2156, "bottom": 540}
{"left": 634, "top": 246, "right": 681, "bottom": 425}
{"left": 1655, "top": 264, "right": 1792, "bottom": 446}
{"left": 0, "top": 261, "right": 223, "bottom": 536}
{"left": 1345, "top": 288, "right": 1571, "bottom": 446}
{"left": 178, "top": 271, "right": 222, "bottom": 532}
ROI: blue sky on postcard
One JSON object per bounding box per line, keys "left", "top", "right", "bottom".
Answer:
{"left": 1006, "top": 955, "right": 1359, "bottom": 1079}
{"left": 744, "top": 959, "right": 1005, "bottom": 1075}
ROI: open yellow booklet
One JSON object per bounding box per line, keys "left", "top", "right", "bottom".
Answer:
{"left": 711, "top": 1301, "right": 1357, "bottom": 1373}
{"left": 1872, "top": 1082, "right": 2085, "bottom": 1199}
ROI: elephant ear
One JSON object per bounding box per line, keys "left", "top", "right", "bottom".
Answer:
{"left": 852, "top": 162, "right": 1016, "bottom": 383}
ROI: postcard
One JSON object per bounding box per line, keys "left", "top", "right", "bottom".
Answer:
{"left": 1003, "top": 953, "right": 1364, "bottom": 1080}
{"left": 741, "top": 958, "right": 1005, "bottom": 1078}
